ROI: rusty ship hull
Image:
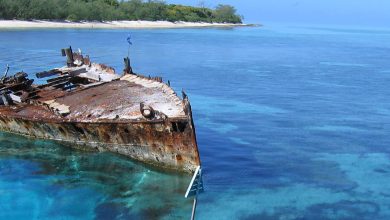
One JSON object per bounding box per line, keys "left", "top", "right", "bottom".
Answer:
{"left": 0, "top": 48, "right": 200, "bottom": 173}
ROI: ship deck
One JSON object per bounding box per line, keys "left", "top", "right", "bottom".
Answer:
{"left": 0, "top": 73, "right": 186, "bottom": 123}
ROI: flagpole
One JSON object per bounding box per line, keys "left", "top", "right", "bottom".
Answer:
{"left": 127, "top": 35, "right": 132, "bottom": 58}
{"left": 125, "top": 35, "right": 133, "bottom": 75}
{"left": 128, "top": 44, "right": 130, "bottom": 58}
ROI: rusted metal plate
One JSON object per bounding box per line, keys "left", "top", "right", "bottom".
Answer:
{"left": 0, "top": 112, "right": 200, "bottom": 172}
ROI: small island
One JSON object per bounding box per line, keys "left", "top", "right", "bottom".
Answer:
{"left": 0, "top": 0, "right": 252, "bottom": 29}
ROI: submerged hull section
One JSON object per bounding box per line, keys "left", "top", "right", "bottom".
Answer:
{"left": 0, "top": 113, "right": 200, "bottom": 172}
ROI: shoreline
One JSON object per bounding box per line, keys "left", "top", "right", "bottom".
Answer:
{"left": 0, "top": 20, "right": 258, "bottom": 29}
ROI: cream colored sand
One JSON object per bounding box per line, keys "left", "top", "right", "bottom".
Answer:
{"left": 0, "top": 20, "right": 252, "bottom": 29}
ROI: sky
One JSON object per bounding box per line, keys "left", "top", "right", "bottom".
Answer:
{"left": 168, "top": 0, "right": 390, "bottom": 28}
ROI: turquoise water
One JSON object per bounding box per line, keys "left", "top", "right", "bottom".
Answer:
{"left": 1, "top": 25, "right": 390, "bottom": 219}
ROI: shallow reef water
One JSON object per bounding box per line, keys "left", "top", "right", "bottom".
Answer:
{"left": 1, "top": 24, "right": 390, "bottom": 219}
{"left": 0, "top": 133, "right": 192, "bottom": 219}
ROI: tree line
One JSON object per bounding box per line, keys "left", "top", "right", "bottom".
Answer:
{"left": 0, "top": 0, "right": 243, "bottom": 24}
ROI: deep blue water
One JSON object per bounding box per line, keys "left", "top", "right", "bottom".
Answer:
{"left": 1, "top": 25, "right": 390, "bottom": 219}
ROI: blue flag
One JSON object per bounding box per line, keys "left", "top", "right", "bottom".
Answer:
{"left": 127, "top": 35, "right": 132, "bottom": 45}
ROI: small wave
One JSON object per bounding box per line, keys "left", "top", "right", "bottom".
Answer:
{"left": 320, "top": 62, "right": 369, "bottom": 67}
{"left": 307, "top": 125, "right": 365, "bottom": 132}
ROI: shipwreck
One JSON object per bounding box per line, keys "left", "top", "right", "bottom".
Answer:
{"left": 0, "top": 47, "right": 201, "bottom": 173}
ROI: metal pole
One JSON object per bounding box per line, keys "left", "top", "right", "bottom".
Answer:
{"left": 190, "top": 196, "right": 198, "bottom": 220}
{"left": 2, "top": 64, "right": 9, "bottom": 83}
{"left": 190, "top": 168, "right": 201, "bottom": 220}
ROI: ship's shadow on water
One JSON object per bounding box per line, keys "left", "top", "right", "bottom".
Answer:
{"left": 0, "top": 132, "right": 193, "bottom": 219}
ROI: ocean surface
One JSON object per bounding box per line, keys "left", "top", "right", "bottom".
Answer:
{"left": 1, "top": 24, "right": 390, "bottom": 219}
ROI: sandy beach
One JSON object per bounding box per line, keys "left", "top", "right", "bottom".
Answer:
{"left": 0, "top": 20, "right": 254, "bottom": 29}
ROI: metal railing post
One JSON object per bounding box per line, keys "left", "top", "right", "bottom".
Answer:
{"left": 185, "top": 166, "right": 203, "bottom": 220}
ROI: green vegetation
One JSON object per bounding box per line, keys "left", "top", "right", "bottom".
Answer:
{"left": 0, "top": 0, "right": 243, "bottom": 23}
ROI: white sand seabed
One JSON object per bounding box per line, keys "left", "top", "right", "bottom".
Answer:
{"left": 0, "top": 20, "right": 254, "bottom": 29}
